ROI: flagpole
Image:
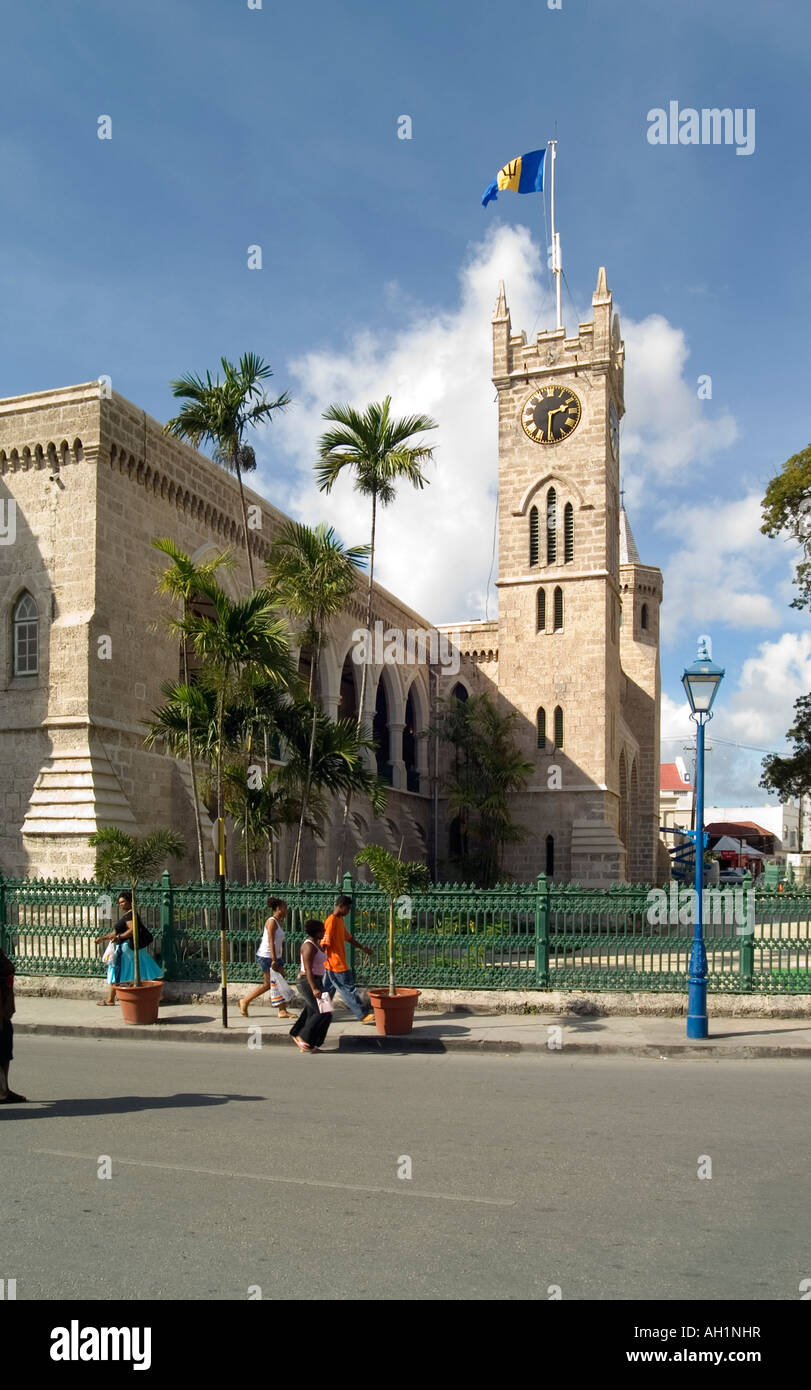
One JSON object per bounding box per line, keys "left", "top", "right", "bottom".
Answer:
{"left": 548, "top": 139, "right": 562, "bottom": 330}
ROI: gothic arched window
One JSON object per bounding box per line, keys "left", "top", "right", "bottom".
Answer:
{"left": 536, "top": 589, "right": 546, "bottom": 632}
{"left": 545, "top": 834, "right": 555, "bottom": 878}
{"left": 13, "top": 592, "right": 39, "bottom": 676}
{"left": 546, "top": 488, "right": 557, "bottom": 564}
{"left": 536, "top": 707, "right": 546, "bottom": 749}
{"left": 451, "top": 682, "right": 468, "bottom": 702}
{"left": 564, "top": 503, "right": 574, "bottom": 563}
{"left": 529, "top": 506, "right": 539, "bottom": 566}
{"left": 641, "top": 603, "right": 649, "bottom": 631}
{"left": 554, "top": 705, "right": 564, "bottom": 750}
{"left": 553, "top": 586, "right": 563, "bottom": 631}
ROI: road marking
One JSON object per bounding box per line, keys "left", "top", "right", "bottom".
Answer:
{"left": 32, "top": 1149, "right": 515, "bottom": 1207}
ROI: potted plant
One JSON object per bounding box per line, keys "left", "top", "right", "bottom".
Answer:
{"left": 354, "top": 844, "right": 430, "bottom": 1035}
{"left": 89, "top": 827, "right": 185, "bottom": 1024}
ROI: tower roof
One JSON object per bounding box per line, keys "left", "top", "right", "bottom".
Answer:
{"left": 619, "top": 505, "right": 641, "bottom": 565}
{"left": 492, "top": 279, "right": 509, "bottom": 322}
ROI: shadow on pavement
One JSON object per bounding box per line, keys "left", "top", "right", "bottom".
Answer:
{"left": 154, "top": 1015, "right": 218, "bottom": 1024}
{"left": 0, "top": 1092, "right": 261, "bottom": 1120}
{"left": 709, "top": 1027, "right": 811, "bottom": 1041}
{"left": 333, "top": 1036, "right": 448, "bottom": 1054}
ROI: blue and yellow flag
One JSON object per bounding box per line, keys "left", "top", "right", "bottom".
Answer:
{"left": 481, "top": 149, "right": 545, "bottom": 208}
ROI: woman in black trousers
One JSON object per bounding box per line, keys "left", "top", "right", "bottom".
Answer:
{"left": 290, "top": 921, "right": 332, "bottom": 1053}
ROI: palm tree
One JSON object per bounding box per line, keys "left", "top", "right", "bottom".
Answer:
{"left": 315, "top": 397, "right": 437, "bottom": 874}
{"left": 266, "top": 520, "right": 369, "bottom": 881}
{"left": 222, "top": 761, "right": 314, "bottom": 885}
{"left": 151, "top": 539, "right": 233, "bottom": 881}
{"left": 354, "top": 843, "right": 429, "bottom": 996}
{"left": 89, "top": 827, "right": 185, "bottom": 986}
{"left": 164, "top": 353, "right": 291, "bottom": 589}
{"left": 178, "top": 580, "right": 298, "bottom": 842}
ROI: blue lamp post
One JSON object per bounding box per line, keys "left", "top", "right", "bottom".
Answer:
{"left": 682, "top": 641, "right": 725, "bottom": 1039}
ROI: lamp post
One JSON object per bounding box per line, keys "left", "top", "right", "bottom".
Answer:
{"left": 682, "top": 641, "right": 725, "bottom": 1039}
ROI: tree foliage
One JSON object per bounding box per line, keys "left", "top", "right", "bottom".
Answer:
{"left": 760, "top": 694, "right": 811, "bottom": 800}
{"left": 431, "top": 693, "right": 533, "bottom": 887}
{"left": 761, "top": 442, "right": 811, "bottom": 610}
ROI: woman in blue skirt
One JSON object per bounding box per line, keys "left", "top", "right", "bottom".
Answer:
{"left": 96, "top": 892, "right": 163, "bottom": 1005}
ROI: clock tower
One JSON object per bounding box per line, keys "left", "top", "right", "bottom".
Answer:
{"left": 491, "top": 267, "right": 661, "bottom": 884}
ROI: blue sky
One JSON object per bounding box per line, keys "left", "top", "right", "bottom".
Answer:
{"left": 2, "top": 0, "right": 810, "bottom": 803}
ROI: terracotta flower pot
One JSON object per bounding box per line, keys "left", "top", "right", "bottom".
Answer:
{"left": 368, "top": 987, "right": 421, "bottom": 1036}
{"left": 114, "top": 980, "right": 163, "bottom": 1024}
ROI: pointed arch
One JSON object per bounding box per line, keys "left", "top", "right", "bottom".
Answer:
{"left": 512, "top": 471, "right": 587, "bottom": 517}
{"left": 536, "top": 588, "right": 546, "bottom": 632}
{"left": 536, "top": 707, "right": 546, "bottom": 749}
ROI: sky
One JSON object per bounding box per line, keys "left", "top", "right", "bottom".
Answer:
{"left": 2, "top": 0, "right": 810, "bottom": 806}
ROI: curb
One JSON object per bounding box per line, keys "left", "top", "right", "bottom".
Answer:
{"left": 14, "top": 1020, "right": 811, "bottom": 1059}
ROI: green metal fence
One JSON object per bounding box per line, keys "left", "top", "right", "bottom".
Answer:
{"left": 1, "top": 872, "right": 809, "bottom": 993}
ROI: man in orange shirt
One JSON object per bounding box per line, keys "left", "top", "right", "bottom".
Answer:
{"left": 321, "top": 895, "right": 375, "bottom": 1024}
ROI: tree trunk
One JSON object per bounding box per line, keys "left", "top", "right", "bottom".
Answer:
{"left": 292, "top": 630, "right": 321, "bottom": 884}
{"left": 336, "top": 492, "right": 377, "bottom": 880}
{"left": 388, "top": 899, "right": 395, "bottom": 996}
{"left": 234, "top": 450, "right": 256, "bottom": 590}
{"left": 182, "top": 600, "right": 207, "bottom": 883}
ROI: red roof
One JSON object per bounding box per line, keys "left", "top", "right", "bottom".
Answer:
{"left": 705, "top": 821, "right": 773, "bottom": 841}
{"left": 660, "top": 762, "right": 690, "bottom": 791}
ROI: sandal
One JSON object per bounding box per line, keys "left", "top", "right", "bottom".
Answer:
{"left": 97, "top": 1000, "right": 115, "bottom": 1007}
{"left": 238, "top": 1002, "right": 249, "bottom": 1017}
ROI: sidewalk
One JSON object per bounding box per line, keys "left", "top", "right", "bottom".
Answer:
{"left": 12, "top": 994, "right": 811, "bottom": 1057}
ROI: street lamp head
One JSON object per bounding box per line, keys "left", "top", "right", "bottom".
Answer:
{"left": 682, "top": 655, "right": 725, "bottom": 716}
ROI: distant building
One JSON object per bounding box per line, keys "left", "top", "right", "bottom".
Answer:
{"left": 659, "top": 757, "right": 692, "bottom": 831}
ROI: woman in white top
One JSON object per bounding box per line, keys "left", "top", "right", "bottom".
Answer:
{"left": 239, "top": 898, "right": 297, "bottom": 1020}
{"left": 289, "top": 920, "right": 331, "bottom": 1052}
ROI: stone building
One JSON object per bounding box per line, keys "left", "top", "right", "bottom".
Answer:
{"left": 0, "top": 268, "right": 662, "bottom": 885}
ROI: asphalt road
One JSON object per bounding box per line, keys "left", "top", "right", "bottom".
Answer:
{"left": 1, "top": 1037, "right": 809, "bottom": 1301}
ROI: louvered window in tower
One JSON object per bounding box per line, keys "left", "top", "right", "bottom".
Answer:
{"left": 564, "top": 502, "right": 574, "bottom": 562}
{"left": 546, "top": 488, "right": 557, "bottom": 564}
{"left": 529, "top": 506, "right": 539, "bottom": 566}
{"left": 554, "top": 705, "right": 564, "bottom": 750}
{"left": 553, "top": 586, "right": 563, "bottom": 631}
{"left": 537, "top": 589, "right": 546, "bottom": 632}
{"left": 641, "top": 603, "right": 648, "bottom": 630}
{"left": 536, "top": 707, "right": 546, "bottom": 749}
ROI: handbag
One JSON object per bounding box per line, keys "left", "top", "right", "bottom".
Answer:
{"left": 316, "top": 990, "right": 333, "bottom": 1015}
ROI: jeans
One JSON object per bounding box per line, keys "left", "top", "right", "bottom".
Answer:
{"left": 323, "top": 969, "right": 368, "bottom": 1021}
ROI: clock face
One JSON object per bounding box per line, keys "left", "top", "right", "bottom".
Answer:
{"left": 609, "top": 402, "right": 619, "bottom": 461}
{"left": 521, "top": 385, "right": 581, "bottom": 445}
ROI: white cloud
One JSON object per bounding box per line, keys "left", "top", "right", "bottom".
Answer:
{"left": 620, "top": 315, "right": 738, "bottom": 494}
{"left": 657, "top": 493, "right": 787, "bottom": 639}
